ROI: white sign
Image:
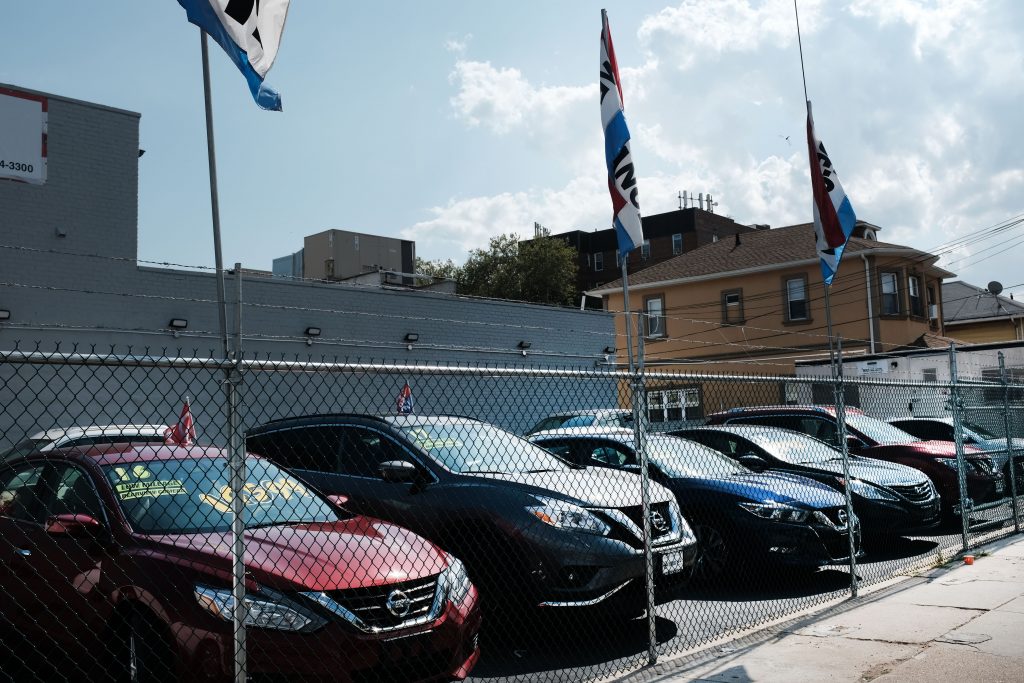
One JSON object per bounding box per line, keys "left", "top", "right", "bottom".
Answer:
{"left": 0, "top": 88, "right": 47, "bottom": 185}
{"left": 857, "top": 360, "right": 888, "bottom": 376}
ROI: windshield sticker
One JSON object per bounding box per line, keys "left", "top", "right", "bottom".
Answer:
{"left": 404, "top": 429, "right": 462, "bottom": 451}
{"left": 199, "top": 478, "right": 310, "bottom": 514}
{"left": 115, "top": 480, "right": 186, "bottom": 500}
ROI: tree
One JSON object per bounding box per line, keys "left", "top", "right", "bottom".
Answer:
{"left": 415, "top": 257, "right": 461, "bottom": 282}
{"left": 458, "top": 234, "right": 578, "bottom": 306}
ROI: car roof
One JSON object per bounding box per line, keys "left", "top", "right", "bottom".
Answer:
{"left": 529, "top": 426, "right": 637, "bottom": 441}
{"left": 683, "top": 424, "right": 810, "bottom": 440}
{"left": 42, "top": 442, "right": 228, "bottom": 466}
{"left": 247, "top": 413, "right": 484, "bottom": 435}
{"left": 27, "top": 424, "right": 168, "bottom": 444}
{"left": 890, "top": 417, "right": 953, "bottom": 425}
{"left": 709, "top": 405, "right": 866, "bottom": 419}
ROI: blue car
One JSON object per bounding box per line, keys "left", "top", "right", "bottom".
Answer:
{"left": 529, "top": 427, "right": 862, "bottom": 582}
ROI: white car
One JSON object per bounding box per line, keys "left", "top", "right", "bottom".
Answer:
{"left": 525, "top": 409, "right": 634, "bottom": 435}
{"left": 1, "top": 424, "right": 168, "bottom": 460}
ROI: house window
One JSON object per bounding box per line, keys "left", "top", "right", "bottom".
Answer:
{"left": 922, "top": 368, "right": 938, "bottom": 383}
{"left": 880, "top": 271, "right": 900, "bottom": 315}
{"left": 593, "top": 251, "right": 604, "bottom": 272}
{"left": 644, "top": 296, "right": 666, "bottom": 338}
{"left": 786, "top": 276, "right": 809, "bottom": 321}
{"left": 672, "top": 233, "right": 683, "bottom": 255}
{"left": 722, "top": 289, "right": 744, "bottom": 324}
{"left": 908, "top": 275, "right": 923, "bottom": 316}
{"left": 640, "top": 240, "right": 651, "bottom": 261}
{"left": 647, "top": 388, "right": 702, "bottom": 423}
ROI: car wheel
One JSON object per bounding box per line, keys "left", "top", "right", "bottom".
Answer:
{"left": 108, "top": 609, "right": 176, "bottom": 683}
{"left": 690, "top": 523, "right": 729, "bottom": 582}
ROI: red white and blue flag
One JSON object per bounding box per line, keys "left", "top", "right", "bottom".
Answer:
{"left": 164, "top": 398, "right": 197, "bottom": 446}
{"left": 396, "top": 382, "right": 414, "bottom": 415}
{"left": 806, "top": 101, "right": 857, "bottom": 285}
{"left": 600, "top": 10, "right": 644, "bottom": 255}
{"left": 177, "top": 0, "right": 290, "bottom": 110}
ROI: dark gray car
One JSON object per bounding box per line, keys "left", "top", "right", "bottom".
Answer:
{"left": 246, "top": 414, "right": 698, "bottom": 615}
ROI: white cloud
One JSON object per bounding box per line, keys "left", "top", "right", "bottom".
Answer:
{"left": 445, "top": 34, "right": 472, "bottom": 54}
{"left": 448, "top": 60, "right": 591, "bottom": 134}
{"left": 847, "top": 0, "right": 978, "bottom": 62}
{"left": 638, "top": 0, "right": 825, "bottom": 69}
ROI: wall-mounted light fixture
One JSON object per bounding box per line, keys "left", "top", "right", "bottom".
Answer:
{"left": 517, "top": 341, "right": 532, "bottom": 349}
{"left": 168, "top": 318, "right": 188, "bottom": 329}
{"left": 404, "top": 333, "right": 419, "bottom": 343}
{"left": 0, "top": 309, "right": 10, "bottom": 321}
{"left": 305, "top": 327, "right": 321, "bottom": 337}
{"left": 603, "top": 346, "right": 616, "bottom": 354}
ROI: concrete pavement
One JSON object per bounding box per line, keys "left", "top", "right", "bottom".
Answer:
{"left": 620, "top": 533, "right": 1024, "bottom": 683}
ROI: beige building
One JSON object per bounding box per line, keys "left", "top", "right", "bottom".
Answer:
{"left": 588, "top": 222, "right": 955, "bottom": 417}
{"left": 303, "top": 229, "right": 416, "bottom": 281}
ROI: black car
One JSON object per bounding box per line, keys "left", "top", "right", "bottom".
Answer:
{"left": 529, "top": 428, "right": 862, "bottom": 581}
{"left": 246, "top": 414, "right": 698, "bottom": 615}
{"left": 676, "top": 425, "right": 942, "bottom": 535}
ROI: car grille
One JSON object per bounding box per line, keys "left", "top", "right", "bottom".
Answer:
{"left": 326, "top": 575, "right": 438, "bottom": 631}
{"left": 890, "top": 481, "right": 934, "bottom": 503}
{"left": 619, "top": 501, "right": 676, "bottom": 544}
{"left": 813, "top": 507, "right": 853, "bottom": 530}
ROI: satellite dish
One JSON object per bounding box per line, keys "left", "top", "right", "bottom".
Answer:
{"left": 988, "top": 281, "right": 1004, "bottom": 296}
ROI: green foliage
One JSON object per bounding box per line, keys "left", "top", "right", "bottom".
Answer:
{"left": 457, "top": 234, "right": 579, "bottom": 306}
{"left": 415, "top": 257, "right": 461, "bottom": 282}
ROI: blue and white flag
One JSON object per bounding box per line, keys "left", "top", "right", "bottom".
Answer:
{"left": 178, "top": 0, "right": 290, "bottom": 111}
{"left": 806, "top": 101, "right": 857, "bottom": 285}
{"left": 600, "top": 10, "right": 643, "bottom": 255}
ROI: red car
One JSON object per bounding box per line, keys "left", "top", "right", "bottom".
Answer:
{"left": 0, "top": 444, "right": 481, "bottom": 682}
{"left": 705, "top": 405, "right": 1004, "bottom": 519}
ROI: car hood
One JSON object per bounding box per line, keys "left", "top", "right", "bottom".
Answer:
{"left": 142, "top": 516, "right": 447, "bottom": 592}
{"left": 803, "top": 456, "right": 930, "bottom": 487}
{"left": 470, "top": 468, "right": 674, "bottom": 508}
{"left": 672, "top": 471, "right": 845, "bottom": 509}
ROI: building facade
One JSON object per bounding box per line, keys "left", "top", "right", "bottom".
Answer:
{"left": 942, "top": 281, "right": 1024, "bottom": 344}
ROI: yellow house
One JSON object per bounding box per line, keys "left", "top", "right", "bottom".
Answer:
{"left": 942, "top": 281, "right": 1024, "bottom": 344}
{"left": 587, "top": 222, "right": 955, "bottom": 419}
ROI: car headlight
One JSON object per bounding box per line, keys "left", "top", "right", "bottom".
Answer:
{"left": 195, "top": 585, "right": 326, "bottom": 632}
{"left": 738, "top": 502, "right": 811, "bottom": 523}
{"left": 527, "top": 496, "right": 610, "bottom": 536}
{"left": 441, "top": 557, "right": 473, "bottom": 607}
{"left": 846, "top": 479, "right": 900, "bottom": 501}
{"left": 668, "top": 499, "right": 696, "bottom": 544}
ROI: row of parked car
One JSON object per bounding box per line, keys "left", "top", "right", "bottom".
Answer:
{"left": 0, "top": 404, "right": 1019, "bottom": 682}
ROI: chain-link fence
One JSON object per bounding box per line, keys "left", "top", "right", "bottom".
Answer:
{"left": 1, "top": 344, "right": 1021, "bottom": 682}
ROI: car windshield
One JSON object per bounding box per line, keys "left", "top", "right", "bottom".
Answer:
{"left": 645, "top": 436, "right": 747, "bottom": 477}
{"left": 741, "top": 431, "right": 843, "bottom": 464}
{"left": 844, "top": 414, "right": 917, "bottom": 445}
{"left": 399, "top": 422, "right": 571, "bottom": 474}
{"left": 103, "top": 457, "right": 339, "bottom": 534}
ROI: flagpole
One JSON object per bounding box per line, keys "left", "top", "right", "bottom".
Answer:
{"left": 794, "top": 0, "right": 837, "bottom": 376}
{"left": 200, "top": 30, "right": 231, "bottom": 361}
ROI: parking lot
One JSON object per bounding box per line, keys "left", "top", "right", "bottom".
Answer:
{"left": 1, "top": 350, "right": 1021, "bottom": 683}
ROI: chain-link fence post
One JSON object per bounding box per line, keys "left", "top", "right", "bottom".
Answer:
{"left": 999, "top": 352, "right": 1020, "bottom": 533}
{"left": 228, "top": 263, "right": 247, "bottom": 682}
{"left": 832, "top": 338, "right": 858, "bottom": 598}
{"left": 948, "top": 343, "right": 971, "bottom": 551}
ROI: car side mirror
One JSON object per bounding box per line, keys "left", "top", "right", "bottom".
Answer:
{"left": 325, "top": 493, "right": 350, "bottom": 508}
{"left": 379, "top": 460, "right": 419, "bottom": 483}
{"left": 846, "top": 435, "right": 867, "bottom": 451}
{"left": 738, "top": 454, "right": 767, "bottom": 471}
{"left": 45, "top": 513, "right": 103, "bottom": 538}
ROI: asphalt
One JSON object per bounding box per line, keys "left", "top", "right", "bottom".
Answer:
{"left": 618, "top": 533, "right": 1024, "bottom": 683}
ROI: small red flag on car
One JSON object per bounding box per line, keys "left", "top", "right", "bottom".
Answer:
{"left": 397, "top": 382, "right": 414, "bottom": 415}
{"left": 164, "top": 398, "right": 197, "bottom": 446}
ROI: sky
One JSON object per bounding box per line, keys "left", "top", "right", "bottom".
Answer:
{"left": 3, "top": 1, "right": 1023, "bottom": 292}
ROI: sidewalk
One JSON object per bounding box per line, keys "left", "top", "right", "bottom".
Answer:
{"left": 625, "top": 533, "right": 1024, "bottom": 683}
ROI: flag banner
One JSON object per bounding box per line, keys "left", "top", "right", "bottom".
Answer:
{"left": 601, "top": 10, "right": 644, "bottom": 254}
{"left": 397, "top": 382, "right": 414, "bottom": 415}
{"left": 806, "top": 101, "right": 857, "bottom": 285}
{"left": 177, "top": 0, "right": 290, "bottom": 110}
{"left": 164, "top": 398, "right": 197, "bottom": 446}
